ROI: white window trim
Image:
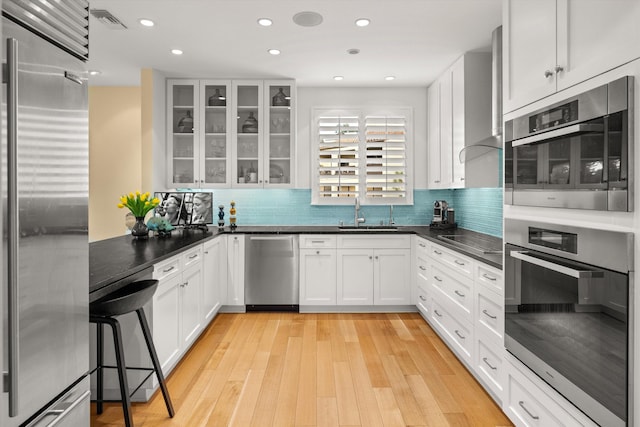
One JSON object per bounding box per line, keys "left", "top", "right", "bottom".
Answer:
{"left": 311, "top": 107, "right": 414, "bottom": 205}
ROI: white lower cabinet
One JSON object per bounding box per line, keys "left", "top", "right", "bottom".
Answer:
{"left": 225, "top": 234, "right": 245, "bottom": 308}
{"left": 300, "top": 235, "right": 337, "bottom": 305}
{"left": 203, "top": 237, "right": 226, "bottom": 321}
{"left": 505, "top": 355, "right": 593, "bottom": 427}
{"left": 336, "top": 235, "right": 411, "bottom": 306}
{"left": 152, "top": 245, "right": 203, "bottom": 376}
{"left": 430, "top": 298, "right": 473, "bottom": 364}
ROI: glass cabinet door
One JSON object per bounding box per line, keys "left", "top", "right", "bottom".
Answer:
{"left": 169, "top": 81, "right": 198, "bottom": 186}
{"left": 202, "top": 81, "right": 231, "bottom": 186}
{"left": 265, "top": 82, "right": 294, "bottom": 186}
{"left": 233, "top": 81, "right": 263, "bottom": 186}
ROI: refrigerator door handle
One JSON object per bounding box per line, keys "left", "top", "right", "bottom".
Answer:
{"left": 4, "top": 36, "right": 20, "bottom": 417}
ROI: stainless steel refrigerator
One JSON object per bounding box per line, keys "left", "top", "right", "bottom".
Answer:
{"left": 1, "top": 1, "right": 90, "bottom": 426}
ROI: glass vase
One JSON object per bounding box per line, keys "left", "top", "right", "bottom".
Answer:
{"left": 131, "top": 216, "right": 149, "bottom": 239}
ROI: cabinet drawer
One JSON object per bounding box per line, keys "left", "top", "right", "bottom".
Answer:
{"left": 475, "top": 288, "right": 503, "bottom": 342}
{"left": 415, "top": 236, "right": 429, "bottom": 258}
{"left": 338, "top": 234, "right": 410, "bottom": 249}
{"left": 182, "top": 246, "right": 203, "bottom": 268}
{"left": 476, "top": 263, "right": 503, "bottom": 295}
{"left": 300, "top": 234, "right": 337, "bottom": 249}
{"left": 416, "top": 255, "right": 429, "bottom": 286}
{"left": 431, "top": 299, "right": 472, "bottom": 363}
{"left": 429, "top": 243, "right": 473, "bottom": 278}
{"left": 416, "top": 286, "right": 429, "bottom": 316}
{"left": 430, "top": 264, "right": 472, "bottom": 319}
{"left": 154, "top": 256, "right": 181, "bottom": 281}
{"left": 476, "top": 337, "right": 504, "bottom": 400}
{"left": 506, "top": 369, "right": 566, "bottom": 427}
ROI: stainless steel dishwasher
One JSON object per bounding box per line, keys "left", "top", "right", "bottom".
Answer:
{"left": 244, "top": 234, "right": 299, "bottom": 312}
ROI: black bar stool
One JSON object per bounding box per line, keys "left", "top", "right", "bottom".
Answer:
{"left": 90, "top": 279, "right": 174, "bottom": 426}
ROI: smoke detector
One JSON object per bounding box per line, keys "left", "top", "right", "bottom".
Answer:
{"left": 90, "top": 9, "right": 128, "bottom": 30}
{"left": 292, "top": 11, "right": 323, "bottom": 27}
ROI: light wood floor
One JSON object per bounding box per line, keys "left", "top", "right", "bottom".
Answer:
{"left": 90, "top": 312, "right": 513, "bottom": 426}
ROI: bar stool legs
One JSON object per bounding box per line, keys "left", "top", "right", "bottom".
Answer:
{"left": 135, "top": 307, "right": 175, "bottom": 417}
{"left": 91, "top": 315, "right": 134, "bottom": 427}
{"left": 91, "top": 306, "right": 174, "bottom": 427}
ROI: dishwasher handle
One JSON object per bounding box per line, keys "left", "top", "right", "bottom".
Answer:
{"left": 248, "top": 235, "right": 294, "bottom": 241}
{"left": 248, "top": 235, "right": 295, "bottom": 251}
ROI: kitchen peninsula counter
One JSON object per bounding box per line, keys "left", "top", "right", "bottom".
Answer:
{"left": 89, "top": 230, "right": 215, "bottom": 302}
{"left": 90, "top": 225, "right": 502, "bottom": 302}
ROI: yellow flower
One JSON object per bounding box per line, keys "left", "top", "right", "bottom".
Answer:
{"left": 144, "top": 201, "right": 151, "bottom": 206}
{"left": 136, "top": 190, "right": 141, "bottom": 196}
{"left": 117, "top": 203, "right": 124, "bottom": 208}
{"left": 129, "top": 192, "right": 135, "bottom": 199}
{"left": 140, "top": 193, "right": 148, "bottom": 202}
{"left": 152, "top": 197, "right": 160, "bottom": 205}
{"left": 120, "top": 196, "right": 127, "bottom": 204}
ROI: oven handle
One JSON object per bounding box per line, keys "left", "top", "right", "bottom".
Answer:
{"left": 510, "top": 250, "right": 604, "bottom": 279}
{"left": 511, "top": 123, "right": 604, "bottom": 147}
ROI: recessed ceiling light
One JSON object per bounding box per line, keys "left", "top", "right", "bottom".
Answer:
{"left": 171, "top": 49, "right": 183, "bottom": 55}
{"left": 88, "top": 70, "right": 101, "bottom": 76}
{"left": 138, "top": 18, "right": 154, "bottom": 27}
{"left": 355, "top": 18, "right": 370, "bottom": 27}
{"left": 268, "top": 49, "right": 281, "bottom": 55}
{"left": 257, "top": 18, "right": 272, "bottom": 26}
{"left": 333, "top": 76, "right": 344, "bottom": 81}
{"left": 385, "top": 76, "right": 396, "bottom": 81}
{"left": 293, "top": 11, "right": 323, "bottom": 27}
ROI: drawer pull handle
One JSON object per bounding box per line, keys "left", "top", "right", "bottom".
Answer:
{"left": 482, "top": 309, "right": 497, "bottom": 319}
{"left": 482, "top": 273, "right": 497, "bottom": 281}
{"left": 434, "top": 309, "right": 443, "bottom": 317}
{"left": 419, "top": 295, "right": 427, "bottom": 301}
{"left": 189, "top": 254, "right": 198, "bottom": 259}
{"left": 454, "top": 330, "right": 465, "bottom": 339}
{"left": 434, "top": 276, "right": 443, "bottom": 282}
{"left": 454, "top": 259, "right": 465, "bottom": 266}
{"left": 482, "top": 357, "right": 497, "bottom": 370}
{"left": 316, "top": 250, "right": 320, "bottom": 255}
{"left": 433, "top": 250, "right": 442, "bottom": 255}
{"left": 162, "top": 266, "right": 175, "bottom": 273}
{"left": 419, "top": 266, "right": 426, "bottom": 271}
{"left": 454, "top": 290, "right": 465, "bottom": 297}
{"left": 311, "top": 240, "right": 325, "bottom": 244}
{"left": 518, "top": 401, "right": 539, "bottom": 420}
{"left": 419, "top": 243, "right": 426, "bottom": 248}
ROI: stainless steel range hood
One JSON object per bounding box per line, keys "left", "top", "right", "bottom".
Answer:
{"left": 459, "top": 26, "right": 502, "bottom": 163}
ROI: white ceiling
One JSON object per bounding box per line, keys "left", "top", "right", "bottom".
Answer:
{"left": 86, "top": 0, "right": 502, "bottom": 87}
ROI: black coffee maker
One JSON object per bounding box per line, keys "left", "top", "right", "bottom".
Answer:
{"left": 430, "top": 200, "right": 456, "bottom": 229}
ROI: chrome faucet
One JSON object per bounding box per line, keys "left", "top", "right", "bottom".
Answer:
{"left": 354, "top": 197, "right": 365, "bottom": 227}
{"left": 388, "top": 205, "right": 395, "bottom": 226}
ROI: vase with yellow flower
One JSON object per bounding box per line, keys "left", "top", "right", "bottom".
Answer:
{"left": 117, "top": 191, "right": 160, "bottom": 239}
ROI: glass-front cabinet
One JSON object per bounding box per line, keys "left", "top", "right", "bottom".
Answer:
{"left": 233, "top": 81, "right": 263, "bottom": 186}
{"left": 167, "top": 79, "right": 232, "bottom": 188}
{"left": 265, "top": 81, "right": 294, "bottom": 186}
{"left": 167, "top": 79, "right": 294, "bottom": 189}
{"left": 168, "top": 80, "right": 198, "bottom": 185}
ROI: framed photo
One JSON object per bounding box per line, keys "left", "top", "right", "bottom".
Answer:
{"left": 154, "top": 192, "right": 214, "bottom": 226}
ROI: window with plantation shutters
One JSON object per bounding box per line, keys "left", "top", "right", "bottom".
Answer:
{"left": 364, "top": 115, "right": 407, "bottom": 200}
{"left": 313, "top": 108, "right": 413, "bottom": 205}
{"left": 317, "top": 113, "right": 361, "bottom": 199}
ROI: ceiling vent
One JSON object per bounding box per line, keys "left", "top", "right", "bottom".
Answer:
{"left": 90, "top": 9, "right": 127, "bottom": 30}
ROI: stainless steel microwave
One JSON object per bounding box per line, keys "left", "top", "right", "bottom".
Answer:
{"left": 504, "top": 76, "right": 633, "bottom": 211}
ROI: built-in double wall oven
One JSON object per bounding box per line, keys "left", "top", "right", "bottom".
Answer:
{"left": 505, "top": 76, "right": 633, "bottom": 211}
{"left": 504, "top": 218, "right": 634, "bottom": 427}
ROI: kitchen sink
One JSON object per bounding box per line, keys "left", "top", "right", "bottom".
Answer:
{"left": 437, "top": 234, "right": 502, "bottom": 254}
{"left": 338, "top": 225, "right": 399, "bottom": 232}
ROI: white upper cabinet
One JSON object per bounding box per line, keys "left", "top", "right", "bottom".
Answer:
{"left": 504, "top": 0, "right": 640, "bottom": 113}
{"left": 427, "top": 53, "right": 498, "bottom": 189}
{"left": 166, "top": 79, "right": 295, "bottom": 189}
{"left": 167, "top": 80, "right": 232, "bottom": 188}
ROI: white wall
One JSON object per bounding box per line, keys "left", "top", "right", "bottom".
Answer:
{"left": 295, "top": 86, "right": 428, "bottom": 189}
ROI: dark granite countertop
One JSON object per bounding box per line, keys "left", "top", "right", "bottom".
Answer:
{"left": 90, "top": 225, "right": 502, "bottom": 301}
{"left": 89, "top": 230, "right": 215, "bottom": 300}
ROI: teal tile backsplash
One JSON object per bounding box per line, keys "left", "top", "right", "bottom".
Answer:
{"left": 208, "top": 188, "right": 503, "bottom": 237}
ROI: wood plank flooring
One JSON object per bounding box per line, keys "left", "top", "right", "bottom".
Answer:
{"left": 90, "top": 313, "right": 513, "bottom": 426}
